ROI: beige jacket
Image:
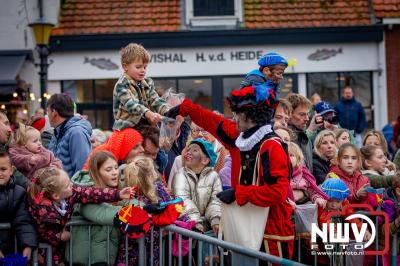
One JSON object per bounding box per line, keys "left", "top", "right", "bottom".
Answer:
{"left": 172, "top": 166, "right": 222, "bottom": 231}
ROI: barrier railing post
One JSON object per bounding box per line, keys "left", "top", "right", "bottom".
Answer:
{"left": 392, "top": 234, "right": 397, "bottom": 266}
{"left": 168, "top": 231, "right": 172, "bottom": 266}
{"left": 138, "top": 237, "right": 145, "bottom": 266}
{"left": 69, "top": 226, "right": 73, "bottom": 266}
{"left": 188, "top": 238, "right": 193, "bottom": 266}
{"left": 197, "top": 241, "right": 203, "bottom": 266}
{"left": 32, "top": 248, "right": 38, "bottom": 266}
{"left": 88, "top": 225, "right": 91, "bottom": 265}
{"left": 178, "top": 234, "right": 182, "bottom": 266}
{"left": 159, "top": 228, "right": 163, "bottom": 266}
{"left": 43, "top": 243, "right": 52, "bottom": 266}
{"left": 125, "top": 235, "right": 128, "bottom": 266}
{"left": 107, "top": 226, "right": 110, "bottom": 265}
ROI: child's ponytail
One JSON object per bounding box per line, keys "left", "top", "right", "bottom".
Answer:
{"left": 124, "top": 156, "right": 158, "bottom": 203}
{"left": 29, "top": 167, "right": 63, "bottom": 203}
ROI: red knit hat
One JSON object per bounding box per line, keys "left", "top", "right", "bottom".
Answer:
{"left": 83, "top": 128, "right": 143, "bottom": 169}
{"left": 108, "top": 128, "right": 143, "bottom": 161}
{"left": 31, "top": 117, "right": 46, "bottom": 131}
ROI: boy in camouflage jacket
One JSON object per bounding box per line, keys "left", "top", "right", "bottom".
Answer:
{"left": 113, "top": 43, "right": 169, "bottom": 130}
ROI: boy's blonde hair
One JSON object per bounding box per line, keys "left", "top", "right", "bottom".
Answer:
{"left": 124, "top": 156, "right": 158, "bottom": 203}
{"left": 288, "top": 142, "right": 304, "bottom": 168}
{"left": 29, "top": 167, "right": 65, "bottom": 202}
{"left": 15, "top": 123, "right": 39, "bottom": 146}
{"left": 120, "top": 43, "right": 150, "bottom": 65}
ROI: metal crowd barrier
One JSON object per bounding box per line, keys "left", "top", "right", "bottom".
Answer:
{"left": 0, "top": 223, "right": 52, "bottom": 266}
{"left": 66, "top": 219, "right": 306, "bottom": 266}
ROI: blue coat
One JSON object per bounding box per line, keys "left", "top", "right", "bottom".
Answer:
{"left": 334, "top": 97, "right": 366, "bottom": 134}
{"left": 49, "top": 116, "right": 92, "bottom": 177}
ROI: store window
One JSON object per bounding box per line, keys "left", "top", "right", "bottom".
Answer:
{"left": 61, "top": 79, "right": 115, "bottom": 130}
{"left": 307, "top": 71, "right": 373, "bottom": 128}
{"left": 178, "top": 78, "right": 212, "bottom": 110}
{"left": 153, "top": 77, "right": 213, "bottom": 110}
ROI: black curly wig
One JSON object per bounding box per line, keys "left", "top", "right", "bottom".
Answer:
{"left": 236, "top": 104, "right": 275, "bottom": 126}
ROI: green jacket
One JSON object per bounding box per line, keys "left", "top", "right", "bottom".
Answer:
{"left": 393, "top": 149, "right": 400, "bottom": 171}
{"left": 66, "top": 170, "right": 122, "bottom": 265}
{"left": 362, "top": 170, "right": 395, "bottom": 188}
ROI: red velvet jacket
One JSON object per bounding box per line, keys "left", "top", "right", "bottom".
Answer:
{"left": 179, "top": 99, "right": 294, "bottom": 240}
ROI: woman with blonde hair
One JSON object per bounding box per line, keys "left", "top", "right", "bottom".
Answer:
{"left": 312, "top": 130, "right": 337, "bottom": 185}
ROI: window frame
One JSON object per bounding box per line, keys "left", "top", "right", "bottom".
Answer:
{"left": 185, "top": 0, "right": 243, "bottom": 27}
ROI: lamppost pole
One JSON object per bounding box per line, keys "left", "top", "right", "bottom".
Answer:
{"left": 29, "top": 0, "right": 53, "bottom": 110}
{"left": 38, "top": 45, "right": 49, "bottom": 109}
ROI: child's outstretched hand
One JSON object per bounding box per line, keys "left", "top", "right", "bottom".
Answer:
{"left": 315, "top": 198, "right": 327, "bottom": 208}
{"left": 119, "top": 186, "right": 136, "bottom": 199}
{"left": 145, "top": 111, "right": 163, "bottom": 125}
{"left": 288, "top": 199, "right": 296, "bottom": 210}
{"left": 22, "top": 247, "right": 32, "bottom": 260}
{"left": 356, "top": 184, "right": 368, "bottom": 198}
{"left": 60, "top": 229, "right": 70, "bottom": 241}
{"left": 363, "top": 230, "right": 372, "bottom": 241}
{"left": 212, "top": 224, "right": 219, "bottom": 234}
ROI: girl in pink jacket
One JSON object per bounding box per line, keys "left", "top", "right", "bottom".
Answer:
{"left": 9, "top": 124, "right": 62, "bottom": 181}
{"left": 288, "top": 142, "right": 328, "bottom": 208}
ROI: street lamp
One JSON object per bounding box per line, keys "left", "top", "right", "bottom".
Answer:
{"left": 29, "top": 17, "right": 54, "bottom": 109}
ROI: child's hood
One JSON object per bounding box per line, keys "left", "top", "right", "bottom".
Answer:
{"left": 71, "top": 170, "right": 94, "bottom": 187}
{"left": 329, "top": 165, "right": 362, "bottom": 182}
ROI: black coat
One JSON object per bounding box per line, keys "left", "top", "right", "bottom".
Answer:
{"left": 312, "top": 152, "right": 330, "bottom": 185}
{"left": 0, "top": 177, "right": 37, "bottom": 254}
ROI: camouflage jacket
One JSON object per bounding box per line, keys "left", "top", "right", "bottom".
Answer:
{"left": 113, "top": 74, "right": 169, "bottom": 130}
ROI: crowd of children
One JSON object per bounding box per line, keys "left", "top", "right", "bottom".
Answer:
{"left": 0, "top": 42, "right": 399, "bottom": 266}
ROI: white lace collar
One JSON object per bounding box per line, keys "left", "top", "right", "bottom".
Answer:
{"left": 235, "top": 124, "right": 273, "bottom": 151}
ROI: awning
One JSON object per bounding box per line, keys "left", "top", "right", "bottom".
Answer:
{"left": 0, "top": 52, "right": 30, "bottom": 95}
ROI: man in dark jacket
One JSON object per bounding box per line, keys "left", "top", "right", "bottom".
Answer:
{"left": 0, "top": 151, "right": 37, "bottom": 260}
{"left": 334, "top": 86, "right": 366, "bottom": 146}
{"left": 287, "top": 94, "right": 314, "bottom": 172}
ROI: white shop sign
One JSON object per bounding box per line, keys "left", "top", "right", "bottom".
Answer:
{"left": 48, "top": 43, "right": 379, "bottom": 80}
